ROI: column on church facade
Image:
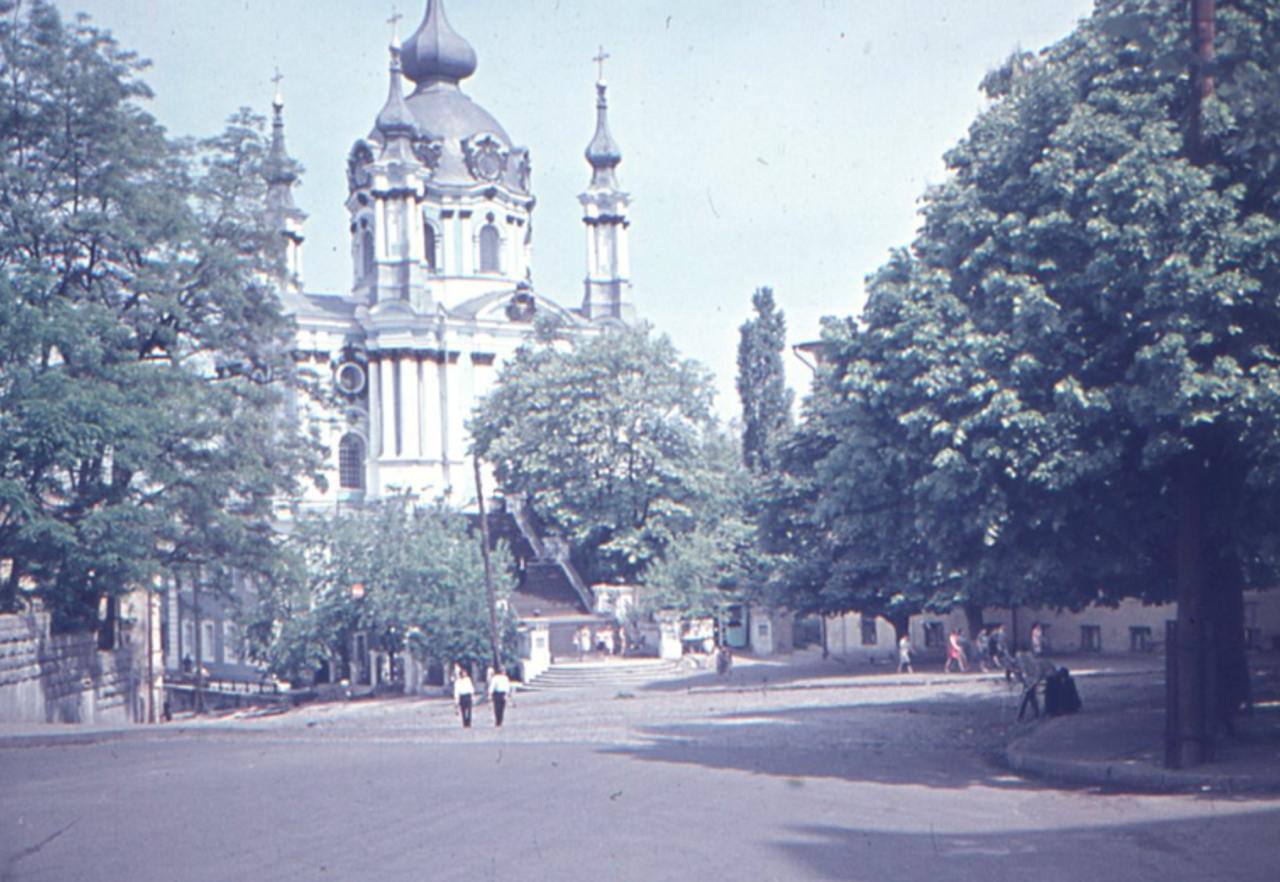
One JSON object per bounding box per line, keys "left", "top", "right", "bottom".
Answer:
{"left": 367, "top": 356, "right": 383, "bottom": 459}
{"left": 378, "top": 356, "right": 396, "bottom": 459}
{"left": 420, "top": 354, "right": 444, "bottom": 464}
{"left": 446, "top": 353, "right": 472, "bottom": 478}
{"left": 459, "top": 211, "right": 474, "bottom": 276}
{"left": 402, "top": 352, "right": 422, "bottom": 459}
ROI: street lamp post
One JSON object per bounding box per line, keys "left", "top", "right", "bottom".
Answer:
{"left": 473, "top": 456, "right": 503, "bottom": 669}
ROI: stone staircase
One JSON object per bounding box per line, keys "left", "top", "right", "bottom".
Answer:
{"left": 521, "top": 657, "right": 682, "bottom": 691}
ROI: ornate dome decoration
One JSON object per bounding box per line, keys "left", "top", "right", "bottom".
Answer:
{"left": 463, "top": 133, "right": 509, "bottom": 182}
{"left": 412, "top": 137, "right": 444, "bottom": 169}
{"left": 346, "top": 140, "right": 375, "bottom": 191}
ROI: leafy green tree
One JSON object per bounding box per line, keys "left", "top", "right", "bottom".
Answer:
{"left": 736, "top": 287, "right": 793, "bottom": 474}
{"left": 248, "top": 498, "right": 515, "bottom": 684}
{"left": 642, "top": 429, "right": 758, "bottom": 617}
{"left": 0, "top": 2, "right": 316, "bottom": 627}
{"left": 783, "top": 0, "right": 1280, "bottom": 762}
{"left": 470, "top": 323, "right": 719, "bottom": 584}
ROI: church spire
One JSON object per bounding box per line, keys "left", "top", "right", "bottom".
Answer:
{"left": 400, "top": 0, "right": 477, "bottom": 89}
{"left": 265, "top": 71, "right": 298, "bottom": 195}
{"left": 579, "top": 50, "right": 634, "bottom": 324}
{"left": 264, "top": 72, "right": 306, "bottom": 291}
{"left": 376, "top": 44, "right": 418, "bottom": 141}
{"left": 585, "top": 47, "right": 622, "bottom": 190}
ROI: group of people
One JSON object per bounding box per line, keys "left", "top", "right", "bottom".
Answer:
{"left": 894, "top": 622, "right": 1034, "bottom": 675}
{"left": 575, "top": 624, "right": 621, "bottom": 659}
{"left": 450, "top": 663, "right": 514, "bottom": 729}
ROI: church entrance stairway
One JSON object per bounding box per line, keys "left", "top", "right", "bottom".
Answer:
{"left": 521, "top": 657, "right": 681, "bottom": 691}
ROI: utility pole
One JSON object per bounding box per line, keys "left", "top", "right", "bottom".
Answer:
{"left": 192, "top": 569, "right": 205, "bottom": 715}
{"left": 473, "top": 456, "right": 502, "bottom": 669}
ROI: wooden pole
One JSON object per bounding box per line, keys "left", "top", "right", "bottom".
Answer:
{"left": 473, "top": 456, "right": 502, "bottom": 669}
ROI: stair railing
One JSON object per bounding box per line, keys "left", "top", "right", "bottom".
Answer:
{"left": 508, "top": 495, "right": 547, "bottom": 560}
{"left": 510, "top": 497, "right": 595, "bottom": 613}
{"left": 543, "top": 537, "right": 595, "bottom": 613}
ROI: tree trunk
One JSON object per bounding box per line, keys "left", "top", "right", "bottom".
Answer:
{"left": 962, "top": 603, "right": 985, "bottom": 643}
{"left": 1207, "top": 545, "right": 1251, "bottom": 732}
{"left": 889, "top": 613, "right": 911, "bottom": 643}
{"left": 1173, "top": 454, "right": 1209, "bottom": 768}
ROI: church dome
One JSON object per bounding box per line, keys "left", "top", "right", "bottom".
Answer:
{"left": 369, "top": 0, "right": 528, "bottom": 193}
{"left": 400, "top": 0, "right": 476, "bottom": 87}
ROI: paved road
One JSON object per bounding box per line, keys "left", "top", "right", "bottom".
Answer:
{"left": 3, "top": 665, "right": 1279, "bottom": 881}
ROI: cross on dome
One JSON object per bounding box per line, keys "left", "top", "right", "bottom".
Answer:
{"left": 593, "top": 45, "right": 610, "bottom": 83}
{"left": 387, "top": 7, "right": 403, "bottom": 44}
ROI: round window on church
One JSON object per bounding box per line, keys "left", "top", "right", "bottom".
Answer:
{"left": 335, "top": 361, "right": 367, "bottom": 397}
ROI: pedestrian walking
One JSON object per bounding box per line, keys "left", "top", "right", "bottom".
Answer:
{"left": 944, "top": 629, "right": 967, "bottom": 673}
{"left": 453, "top": 664, "right": 475, "bottom": 728}
{"left": 715, "top": 644, "right": 733, "bottom": 677}
{"left": 897, "top": 633, "right": 914, "bottom": 673}
{"left": 487, "top": 665, "right": 513, "bottom": 727}
{"left": 1030, "top": 622, "right": 1045, "bottom": 657}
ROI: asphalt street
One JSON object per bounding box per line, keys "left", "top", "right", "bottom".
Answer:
{"left": 3, "top": 664, "right": 1279, "bottom": 881}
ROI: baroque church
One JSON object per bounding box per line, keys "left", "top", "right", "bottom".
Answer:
{"left": 268, "top": 0, "right": 635, "bottom": 508}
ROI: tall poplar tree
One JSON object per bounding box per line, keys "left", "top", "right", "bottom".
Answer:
{"left": 736, "top": 287, "right": 793, "bottom": 474}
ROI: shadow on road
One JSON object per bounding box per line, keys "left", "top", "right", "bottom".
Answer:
{"left": 602, "top": 695, "right": 1042, "bottom": 792}
{"left": 769, "top": 810, "right": 1280, "bottom": 881}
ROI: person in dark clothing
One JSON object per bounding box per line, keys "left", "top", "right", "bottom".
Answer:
{"left": 487, "top": 665, "right": 513, "bottom": 727}
{"left": 453, "top": 664, "right": 474, "bottom": 728}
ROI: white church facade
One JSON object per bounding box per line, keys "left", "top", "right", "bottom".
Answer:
{"left": 268, "top": 0, "right": 635, "bottom": 509}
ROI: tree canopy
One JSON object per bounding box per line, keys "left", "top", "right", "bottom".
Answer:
{"left": 0, "top": 1, "right": 317, "bottom": 627}
{"left": 775, "top": 0, "right": 1280, "bottom": 657}
{"left": 470, "top": 323, "right": 727, "bottom": 590}
{"left": 247, "top": 498, "right": 516, "bottom": 684}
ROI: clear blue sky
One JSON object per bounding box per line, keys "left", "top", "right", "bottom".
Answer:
{"left": 61, "top": 0, "right": 1095, "bottom": 417}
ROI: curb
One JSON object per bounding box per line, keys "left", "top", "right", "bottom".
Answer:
{"left": 0, "top": 722, "right": 275, "bottom": 750}
{"left": 1004, "top": 736, "right": 1280, "bottom": 795}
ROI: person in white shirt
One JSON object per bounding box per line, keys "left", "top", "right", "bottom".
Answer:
{"left": 453, "top": 664, "right": 475, "bottom": 728}
{"left": 487, "top": 665, "right": 513, "bottom": 727}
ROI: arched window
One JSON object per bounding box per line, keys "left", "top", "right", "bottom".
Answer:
{"left": 361, "top": 228, "right": 375, "bottom": 279}
{"left": 424, "top": 221, "right": 438, "bottom": 272}
{"left": 478, "top": 224, "right": 501, "bottom": 274}
{"left": 338, "top": 433, "right": 366, "bottom": 490}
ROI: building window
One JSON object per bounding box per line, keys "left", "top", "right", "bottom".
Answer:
{"left": 1130, "top": 626, "right": 1153, "bottom": 652}
{"left": 424, "top": 221, "right": 438, "bottom": 272}
{"left": 338, "top": 434, "right": 366, "bottom": 490}
{"left": 361, "top": 227, "right": 375, "bottom": 279}
{"left": 924, "top": 621, "right": 945, "bottom": 649}
{"left": 224, "top": 622, "right": 241, "bottom": 664}
{"left": 478, "top": 224, "right": 501, "bottom": 273}
{"left": 860, "top": 617, "right": 878, "bottom": 646}
{"left": 202, "top": 621, "right": 217, "bottom": 664}
{"left": 1081, "top": 625, "right": 1102, "bottom": 652}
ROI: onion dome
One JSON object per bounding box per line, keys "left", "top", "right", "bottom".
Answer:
{"left": 585, "top": 81, "right": 622, "bottom": 190}
{"left": 376, "top": 46, "right": 418, "bottom": 139}
{"left": 400, "top": 0, "right": 477, "bottom": 87}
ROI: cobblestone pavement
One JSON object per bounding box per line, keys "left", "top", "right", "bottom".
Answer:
{"left": 3, "top": 654, "right": 1279, "bottom": 882}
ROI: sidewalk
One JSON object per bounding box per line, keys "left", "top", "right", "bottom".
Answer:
{"left": 1005, "top": 674, "right": 1280, "bottom": 794}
